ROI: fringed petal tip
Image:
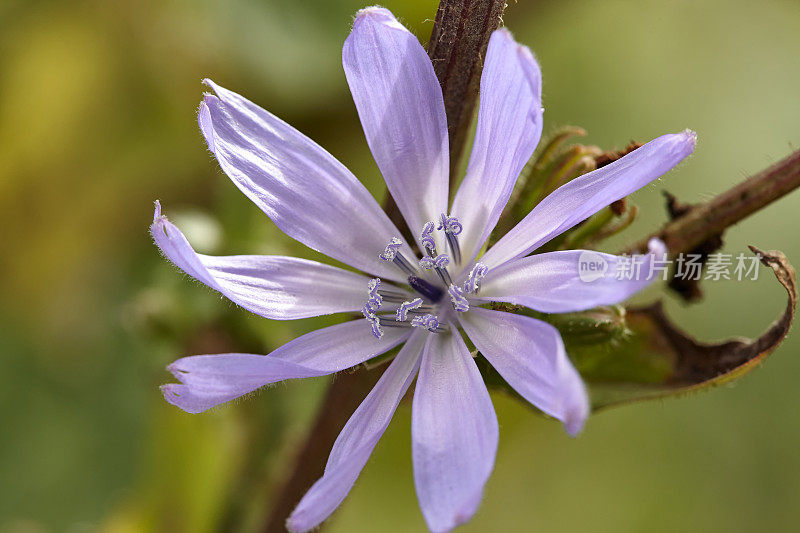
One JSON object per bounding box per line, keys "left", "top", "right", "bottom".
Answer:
{"left": 491, "top": 27, "right": 538, "bottom": 64}
{"left": 564, "top": 413, "right": 587, "bottom": 438}
{"left": 160, "top": 382, "right": 180, "bottom": 399}
{"left": 562, "top": 390, "right": 590, "bottom": 437}
{"left": 286, "top": 503, "right": 342, "bottom": 533}
{"left": 160, "top": 364, "right": 244, "bottom": 415}
{"left": 495, "top": 26, "right": 513, "bottom": 39}
{"left": 430, "top": 487, "right": 485, "bottom": 533}
{"left": 150, "top": 200, "right": 170, "bottom": 239}
{"left": 198, "top": 78, "right": 222, "bottom": 153}
{"left": 354, "top": 6, "right": 399, "bottom": 25}
{"left": 671, "top": 129, "right": 697, "bottom": 160}
{"left": 284, "top": 516, "right": 303, "bottom": 533}
{"left": 489, "top": 27, "right": 535, "bottom": 66}
{"left": 161, "top": 382, "right": 225, "bottom": 415}
{"left": 454, "top": 495, "right": 485, "bottom": 529}
{"left": 160, "top": 383, "right": 202, "bottom": 414}
{"left": 165, "top": 359, "right": 188, "bottom": 380}
{"left": 517, "top": 41, "right": 536, "bottom": 66}
{"left": 197, "top": 84, "right": 220, "bottom": 107}
{"left": 162, "top": 360, "right": 204, "bottom": 412}
{"left": 197, "top": 97, "right": 217, "bottom": 154}
{"left": 647, "top": 237, "right": 667, "bottom": 257}
{"left": 201, "top": 78, "right": 227, "bottom": 96}
{"left": 561, "top": 363, "right": 590, "bottom": 437}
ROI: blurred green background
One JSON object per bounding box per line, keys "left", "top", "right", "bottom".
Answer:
{"left": 1, "top": 0, "right": 799, "bottom": 531}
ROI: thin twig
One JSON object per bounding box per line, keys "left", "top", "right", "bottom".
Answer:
{"left": 623, "top": 149, "right": 800, "bottom": 255}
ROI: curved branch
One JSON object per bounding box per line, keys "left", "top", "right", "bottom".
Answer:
{"left": 624, "top": 149, "right": 800, "bottom": 255}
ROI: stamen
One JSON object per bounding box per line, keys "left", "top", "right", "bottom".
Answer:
{"left": 419, "top": 253, "right": 453, "bottom": 286}
{"left": 446, "top": 232, "right": 461, "bottom": 265}
{"left": 377, "top": 292, "right": 408, "bottom": 304}
{"left": 365, "top": 278, "right": 383, "bottom": 312}
{"left": 448, "top": 284, "right": 470, "bottom": 313}
{"left": 377, "top": 318, "right": 412, "bottom": 329}
{"left": 396, "top": 298, "right": 423, "bottom": 322}
{"left": 377, "top": 286, "right": 407, "bottom": 297}
{"left": 438, "top": 213, "right": 462, "bottom": 265}
{"left": 362, "top": 303, "right": 375, "bottom": 319}
{"left": 438, "top": 214, "right": 463, "bottom": 235}
{"left": 369, "top": 318, "right": 384, "bottom": 338}
{"left": 379, "top": 237, "right": 416, "bottom": 275}
{"left": 420, "top": 221, "right": 437, "bottom": 254}
{"left": 419, "top": 254, "right": 450, "bottom": 270}
{"left": 406, "top": 306, "right": 434, "bottom": 315}
{"left": 408, "top": 275, "right": 444, "bottom": 303}
{"left": 375, "top": 283, "right": 411, "bottom": 303}
{"left": 378, "top": 237, "right": 402, "bottom": 261}
{"left": 361, "top": 303, "right": 383, "bottom": 339}
{"left": 411, "top": 313, "right": 444, "bottom": 333}
{"left": 392, "top": 254, "right": 417, "bottom": 276}
{"left": 463, "top": 263, "right": 488, "bottom": 293}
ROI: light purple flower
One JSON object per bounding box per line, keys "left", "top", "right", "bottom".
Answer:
{"left": 152, "top": 7, "right": 695, "bottom": 532}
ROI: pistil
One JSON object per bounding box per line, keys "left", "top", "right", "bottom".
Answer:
{"left": 448, "top": 284, "right": 470, "bottom": 312}
{"left": 419, "top": 221, "right": 437, "bottom": 255}
{"left": 396, "top": 298, "right": 423, "bottom": 321}
{"left": 410, "top": 313, "right": 446, "bottom": 333}
{"left": 463, "top": 263, "right": 488, "bottom": 293}
{"left": 419, "top": 253, "right": 453, "bottom": 286}
{"left": 407, "top": 275, "right": 444, "bottom": 303}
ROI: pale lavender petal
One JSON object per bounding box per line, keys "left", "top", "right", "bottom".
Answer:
{"left": 199, "top": 80, "right": 412, "bottom": 282}
{"left": 451, "top": 28, "right": 544, "bottom": 263}
{"left": 477, "top": 239, "right": 668, "bottom": 313}
{"left": 163, "top": 319, "right": 411, "bottom": 414}
{"left": 162, "top": 356, "right": 326, "bottom": 414}
{"left": 152, "top": 202, "right": 379, "bottom": 320}
{"left": 481, "top": 131, "right": 697, "bottom": 269}
{"left": 343, "top": 7, "right": 449, "bottom": 242}
{"left": 412, "top": 331, "right": 498, "bottom": 532}
{"left": 287, "top": 331, "right": 426, "bottom": 532}
{"left": 459, "top": 308, "right": 589, "bottom": 436}
{"left": 197, "top": 99, "right": 215, "bottom": 154}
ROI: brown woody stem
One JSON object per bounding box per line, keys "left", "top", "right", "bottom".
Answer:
{"left": 623, "top": 149, "right": 800, "bottom": 255}
{"left": 261, "top": 368, "right": 382, "bottom": 533}
{"left": 427, "top": 0, "right": 507, "bottom": 185}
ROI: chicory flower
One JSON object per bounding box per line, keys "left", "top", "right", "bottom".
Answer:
{"left": 152, "top": 6, "right": 695, "bottom": 532}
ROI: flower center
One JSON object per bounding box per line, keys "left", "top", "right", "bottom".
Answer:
{"left": 364, "top": 214, "right": 489, "bottom": 339}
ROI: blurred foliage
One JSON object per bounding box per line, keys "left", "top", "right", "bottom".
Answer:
{"left": 1, "top": 0, "right": 799, "bottom": 532}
